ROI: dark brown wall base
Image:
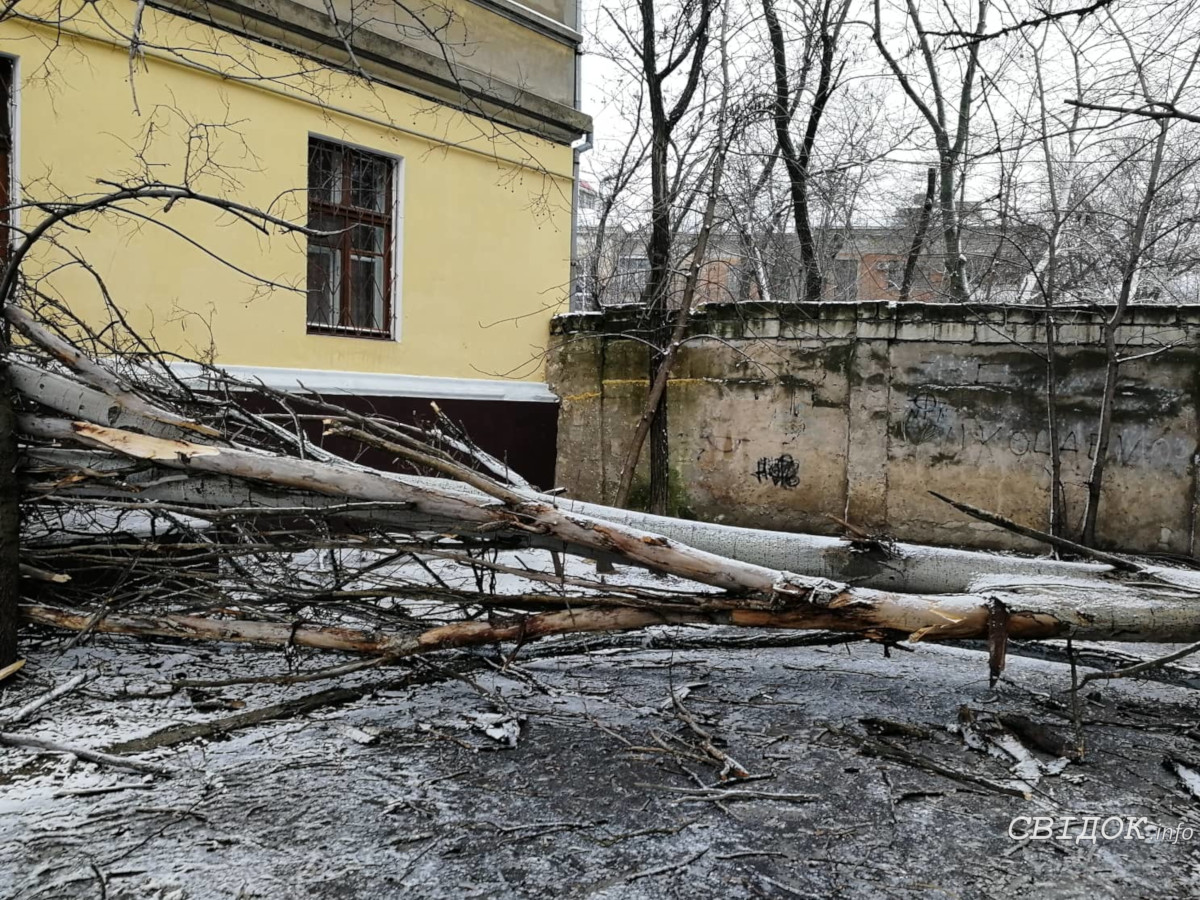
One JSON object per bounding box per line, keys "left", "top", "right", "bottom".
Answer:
{"left": 241, "top": 393, "right": 560, "bottom": 490}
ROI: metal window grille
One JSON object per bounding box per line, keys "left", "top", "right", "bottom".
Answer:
{"left": 306, "top": 138, "right": 395, "bottom": 338}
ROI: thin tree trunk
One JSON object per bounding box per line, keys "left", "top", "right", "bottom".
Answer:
{"left": 631, "top": 0, "right": 711, "bottom": 515}
{"left": 617, "top": 0, "right": 719, "bottom": 513}
{"left": 0, "top": 362, "right": 18, "bottom": 667}
{"left": 1022, "top": 29, "right": 1085, "bottom": 538}
{"left": 937, "top": 152, "right": 968, "bottom": 301}
{"left": 762, "top": 0, "right": 849, "bottom": 303}
{"left": 647, "top": 342, "right": 670, "bottom": 514}
{"left": 641, "top": 52, "right": 676, "bottom": 516}
{"left": 616, "top": 141, "right": 731, "bottom": 511}
{"left": 1082, "top": 325, "right": 1121, "bottom": 546}
{"left": 24, "top": 575, "right": 1200, "bottom": 651}
{"left": 1081, "top": 119, "right": 1168, "bottom": 546}
{"left": 899, "top": 167, "right": 936, "bottom": 302}
{"left": 1043, "top": 306, "right": 1064, "bottom": 536}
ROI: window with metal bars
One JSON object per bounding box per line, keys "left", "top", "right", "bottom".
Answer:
{"left": 306, "top": 138, "right": 395, "bottom": 338}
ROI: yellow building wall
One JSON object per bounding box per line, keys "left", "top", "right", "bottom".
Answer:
{"left": 1, "top": 2, "right": 575, "bottom": 383}
{"left": 292, "top": 0, "right": 580, "bottom": 108}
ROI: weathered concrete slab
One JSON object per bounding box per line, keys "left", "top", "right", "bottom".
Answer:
{"left": 550, "top": 301, "right": 1200, "bottom": 554}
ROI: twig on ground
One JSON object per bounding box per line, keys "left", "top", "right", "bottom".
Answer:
{"left": 1068, "top": 638, "right": 1087, "bottom": 759}
{"left": 637, "top": 783, "right": 818, "bottom": 803}
{"left": 53, "top": 783, "right": 155, "bottom": 798}
{"left": 848, "top": 732, "right": 1031, "bottom": 798}
{"left": 670, "top": 687, "right": 751, "bottom": 779}
{"left": 623, "top": 847, "right": 709, "bottom": 883}
{"left": 0, "top": 731, "right": 175, "bottom": 775}
{"left": 170, "top": 655, "right": 391, "bottom": 689}
{"left": 1, "top": 672, "right": 89, "bottom": 725}
{"left": 107, "top": 686, "right": 365, "bottom": 754}
{"left": 1079, "top": 639, "right": 1200, "bottom": 688}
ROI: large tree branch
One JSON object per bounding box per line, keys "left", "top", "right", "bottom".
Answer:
{"left": 1065, "top": 99, "right": 1200, "bottom": 125}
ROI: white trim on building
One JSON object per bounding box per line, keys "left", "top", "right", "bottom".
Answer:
{"left": 170, "top": 363, "right": 559, "bottom": 403}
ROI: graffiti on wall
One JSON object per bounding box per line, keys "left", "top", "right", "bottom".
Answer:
{"left": 754, "top": 454, "right": 800, "bottom": 488}
{"left": 899, "top": 390, "right": 1195, "bottom": 473}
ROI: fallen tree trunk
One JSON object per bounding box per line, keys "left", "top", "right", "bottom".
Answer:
{"left": 107, "top": 687, "right": 365, "bottom": 755}
{"left": 24, "top": 569, "right": 1200, "bottom": 657}
{"left": 21, "top": 605, "right": 408, "bottom": 654}
{"left": 18, "top": 420, "right": 1200, "bottom": 628}
{"left": 20, "top": 444, "right": 1124, "bottom": 597}
{"left": 19, "top": 416, "right": 828, "bottom": 599}
{"left": 13, "top": 360, "right": 1154, "bottom": 596}
{"left": 11, "top": 360, "right": 1125, "bottom": 594}
{"left": 398, "top": 584, "right": 1200, "bottom": 645}
{"left": 15, "top": 334, "right": 1200, "bottom": 661}
{"left": 553, "top": 497, "right": 1119, "bottom": 595}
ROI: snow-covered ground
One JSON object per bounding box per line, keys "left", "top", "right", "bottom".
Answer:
{"left": 3, "top": 618, "right": 1200, "bottom": 898}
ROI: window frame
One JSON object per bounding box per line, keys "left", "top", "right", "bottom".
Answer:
{"left": 877, "top": 258, "right": 905, "bottom": 293}
{"left": 305, "top": 136, "right": 402, "bottom": 340}
{"left": 615, "top": 254, "right": 650, "bottom": 303}
{"left": 828, "top": 257, "right": 859, "bottom": 302}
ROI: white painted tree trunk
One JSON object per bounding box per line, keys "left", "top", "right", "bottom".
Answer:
{"left": 16, "top": 363, "right": 1192, "bottom": 601}
{"left": 18, "top": 416, "right": 1200, "bottom": 644}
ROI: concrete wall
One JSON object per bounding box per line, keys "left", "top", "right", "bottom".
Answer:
{"left": 548, "top": 302, "right": 1200, "bottom": 555}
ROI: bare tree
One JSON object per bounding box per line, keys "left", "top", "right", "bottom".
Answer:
{"left": 614, "top": 0, "right": 739, "bottom": 509}
{"left": 1014, "top": 16, "right": 1093, "bottom": 537}
{"left": 873, "top": 0, "right": 992, "bottom": 302}
{"left": 761, "top": 0, "right": 853, "bottom": 302}
{"left": 1076, "top": 11, "right": 1200, "bottom": 545}
{"left": 586, "top": 0, "right": 720, "bottom": 511}
{"left": 637, "top": 0, "right": 718, "bottom": 514}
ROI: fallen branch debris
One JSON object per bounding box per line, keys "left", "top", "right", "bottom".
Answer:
{"left": 108, "top": 686, "right": 364, "bottom": 755}
{"left": 1, "top": 671, "right": 88, "bottom": 725}
{"left": 0, "top": 731, "right": 175, "bottom": 776}
{"left": 7, "top": 294, "right": 1200, "bottom": 708}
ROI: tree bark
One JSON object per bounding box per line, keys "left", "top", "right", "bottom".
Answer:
{"left": 24, "top": 570, "right": 1200, "bottom": 655}
{"left": 4, "top": 304, "right": 217, "bottom": 438}
{"left": 24, "top": 443, "right": 1133, "bottom": 597}
{"left": 0, "top": 363, "right": 18, "bottom": 667}
{"left": 899, "top": 168, "right": 936, "bottom": 302}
